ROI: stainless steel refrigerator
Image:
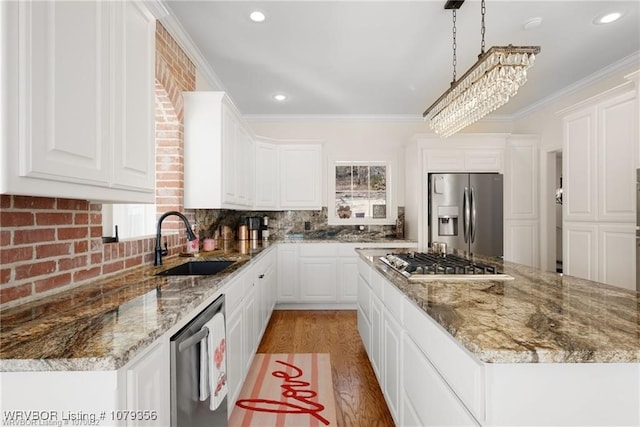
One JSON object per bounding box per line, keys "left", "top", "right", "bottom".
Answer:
{"left": 428, "top": 173, "right": 503, "bottom": 258}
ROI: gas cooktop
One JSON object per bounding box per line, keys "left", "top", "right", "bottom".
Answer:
{"left": 379, "top": 252, "right": 513, "bottom": 281}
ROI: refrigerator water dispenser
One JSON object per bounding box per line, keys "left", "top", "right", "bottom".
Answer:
{"left": 437, "top": 206, "right": 458, "bottom": 236}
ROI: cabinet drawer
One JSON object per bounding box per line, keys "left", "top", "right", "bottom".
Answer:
{"left": 357, "top": 274, "right": 371, "bottom": 322}
{"left": 338, "top": 244, "right": 359, "bottom": 256}
{"left": 403, "top": 335, "right": 480, "bottom": 426}
{"left": 382, "top": 279, "right": 404, "bottom": 324}
{"left": 224, "top": 275, "right": 244, "bottom": 310}
{"left": 357, "top": 258, "right": 371, "bottom": 284}
{"left": 370, "top": 271, "right": 384, "bottom": 301}
{"left": 299, "top": 243, "right": 339, "bottom": 257}
{"left": 404, "top": 299, "right": 484, "bottom": 421}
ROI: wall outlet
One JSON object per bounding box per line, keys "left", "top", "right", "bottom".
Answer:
{"left": 304, "top": 221, "right": 311, "bottom": 230}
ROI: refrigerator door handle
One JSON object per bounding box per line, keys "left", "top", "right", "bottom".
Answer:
{"left": 463, "top": 186, "right": 470, "bottom": 243}
{"left": 470, "top": 186, "right": 477, "bottom": 243}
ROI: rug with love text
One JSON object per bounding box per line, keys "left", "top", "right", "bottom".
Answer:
{"left": 228, "top": 353, "right": 337, "bottom": 426}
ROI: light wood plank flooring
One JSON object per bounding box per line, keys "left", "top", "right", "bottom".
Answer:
{"left": 256, "top": 310, "right": 394, "bottom": 427}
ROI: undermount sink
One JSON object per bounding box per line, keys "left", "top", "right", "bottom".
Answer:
{"left": 155, "top": 260, "right": 235, "bottom": 276}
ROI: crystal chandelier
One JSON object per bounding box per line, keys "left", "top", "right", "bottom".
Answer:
{"left": 423, "top": 0, "right": 541, "bottom": 137}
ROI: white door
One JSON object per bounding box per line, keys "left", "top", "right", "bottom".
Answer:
{"left": 299, "top": 258, "right": 337, "bottom": 302}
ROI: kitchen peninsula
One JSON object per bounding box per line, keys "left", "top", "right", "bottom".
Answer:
{"left": 356, "top": 248, "right": 640, "bottom": 426}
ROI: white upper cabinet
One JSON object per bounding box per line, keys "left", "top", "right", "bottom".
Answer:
{"left": 1, "top": 1, "right": 156, "bottom": 203}
{"left": 254, "top": 140, "right": 279, "bottom": 209}
{"left": 183, "top": 91, "right": 254, "bottom": 209}
{"left": 112, "top": 1, "right": 156, "bottom": 193}
{"left": 252, "top": 141, "right": 323, "bottom": 211}
{"left": 279, "top": 144, "right": 322, "bottom": 209}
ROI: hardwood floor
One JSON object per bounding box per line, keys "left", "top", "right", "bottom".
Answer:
{"left": 256, "top": 310, "right": 395, "bottom": 427}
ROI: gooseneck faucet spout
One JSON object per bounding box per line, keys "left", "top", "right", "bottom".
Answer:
{"left": 155, "top": 211, "right": 197, "bottom": 266}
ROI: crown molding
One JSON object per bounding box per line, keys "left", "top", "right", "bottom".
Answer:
{"left": 147, "top": 0, "right": 228, "bottom": 95}
{"left": 244, "top": 114, "right": 426, "bottom": 122}
{"left": 511, "top": 50, "right": 640, "bottom": 120}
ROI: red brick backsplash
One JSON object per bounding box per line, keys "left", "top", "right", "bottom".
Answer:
{"left": 0, "top": 195, "right": 192, "bottom": 307}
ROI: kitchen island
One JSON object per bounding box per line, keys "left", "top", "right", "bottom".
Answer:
{"left": 356, "top": 248, "right": 640, "bottom": 426}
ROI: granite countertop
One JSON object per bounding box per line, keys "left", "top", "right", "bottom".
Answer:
{"left": 357, "top": 248, "right": 640, "bottom": 364}
{"left": 0, "top": 238, "right": 416, "bottom": 373}
{"left": 0, "top": 242, "right": 275, "bottom": 372}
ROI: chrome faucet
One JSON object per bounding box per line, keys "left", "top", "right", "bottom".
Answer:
{"left": 155, "top": 211, "right": 197, "bottom": 266}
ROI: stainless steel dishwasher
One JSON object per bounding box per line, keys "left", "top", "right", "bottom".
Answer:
{"left": 170, "top": 294, "right": 227, "bottom": 426}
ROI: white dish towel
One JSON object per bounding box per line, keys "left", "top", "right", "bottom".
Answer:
{"left": 199, "top": 312, "right": 228, "bottom": 411}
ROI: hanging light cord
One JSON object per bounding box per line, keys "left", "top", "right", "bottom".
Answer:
{"left": 452, "top": 9, "right": 457, "bottom": 83}
{"left": 480, "top": 0, "right": 486, "bottom": 54}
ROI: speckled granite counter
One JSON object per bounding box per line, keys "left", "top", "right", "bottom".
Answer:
{"left": 357, "top": 248, "right": 640, "bottom": 363}
{"left": 0, "top": 239, "right": 416, "bottom": 372}
{"left": 0, "top": 242, "right": 275, "bottom": 372}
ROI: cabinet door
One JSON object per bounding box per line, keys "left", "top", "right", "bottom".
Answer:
{"left": 299, "top": 257, "right": 337, "bottom": 302}
{"left": 383, "top": 311, "right": 403, "bottom": 424}
{"left": 279, "top": 145, "right": 322, "bottom": 209}
{"left": 243, "top": 285, "right": 257, "bottom": 373}
{"left": 235, "top": 127, "right": 254, "bottom": 207}
{"left": 564, "top": 223, "right": 598, "bottom": 281}
{"left": 111, "top": 1, "right": 155, "bottom": 193}
{"left": 598, "top": 224, "right": 635, "bottom": 290}
{"left": 277, "top": 244, "right": 299, "bottom": 302}
{"left": 464, "top": 150, "right": 502, "bottom": 172}
{"left": 563, "top": 106, "right": 598, "bottom": 221}
{"left": 20, "top": 1, "right": 111, "bottom": 186}
{"left": 125, "top": 340, "right": 170, "bottom": 426}
{"left": 424, "top": 150, "right": 464, "bottom": 172}
{"left": 403, "top": 335, "right": 479, "bottom": 427}
{"left": 337, "top": 257, "right": 358, "bottom": 303}
{"left": 226, "top": 303, "right": 244, "bottom": 409}
{"left": 222, "top": 104, "right": 238, "bottom": 205}
{"left": 255, "top": 141, "right": 279, "bottom": 209}
{"left": 369, "top": 294, "right": 383, "bottom": 380}
{"left": 598, "top": 91, "right": 636, "bottom": 222}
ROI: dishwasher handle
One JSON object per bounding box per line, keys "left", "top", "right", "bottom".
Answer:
{"left": 178, "top": 327, "right": 209, "bottom": 353}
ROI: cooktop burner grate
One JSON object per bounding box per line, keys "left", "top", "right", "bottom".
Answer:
{"left": 379, "top": 251, "right": 508, "bottom": 279}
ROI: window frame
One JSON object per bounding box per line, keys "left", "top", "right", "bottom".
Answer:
{"left": 327, "top": 159, "right": 397, "bottom": 226}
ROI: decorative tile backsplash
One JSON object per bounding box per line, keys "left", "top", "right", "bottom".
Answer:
{"left": 194, "top": 207, "right": 405, "bottom": 241}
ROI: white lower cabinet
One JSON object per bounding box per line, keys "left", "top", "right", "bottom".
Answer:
{"left": 299, "top": 257, "right": 338, "bottom": 302}
{"left": 369, "top": 293, "right": 383, "bottom": 381}
{"left": 382, "top": 310, "right": 402, "bottom": 425}
{"left": 338, "top": 258, "right": 358, "bottom": 303}
{"left": 403, "top": 335, "right": 479, "bottom": 427}
{"left": 277, "top": 244, "right": 300, "bottom": 302}
{"left": 123, "top": 340, "right": 170, "bottom": 426}
{"left": 358, "top": 258, "right": 640, "bottom": 427}
{"left": 226, "top": 302, "right": 244, "bottom": 411}
{"left": 276, "top": 242, "right": 416, "bottom": 307}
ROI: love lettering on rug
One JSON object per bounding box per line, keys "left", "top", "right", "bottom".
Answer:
{"left": 229, "top": 353, "right": 337, "bottom": 427}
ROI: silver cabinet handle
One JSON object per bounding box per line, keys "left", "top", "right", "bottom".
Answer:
{"left": 470, "top": 186, "right": 477, "bottom": 243}
{"left": 463, "top": 187, "right": 470, "bottom": 243}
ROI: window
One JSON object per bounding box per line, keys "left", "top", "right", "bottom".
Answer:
{"left": 328, "top": 160, "right": 396, "bottom": 225}
{"left": 102, "top": 204, "right": 156, "bottom": 240}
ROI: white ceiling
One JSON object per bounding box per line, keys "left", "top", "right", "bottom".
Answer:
{"left": 163, "top": 0, "right": 640, "bottom": 118}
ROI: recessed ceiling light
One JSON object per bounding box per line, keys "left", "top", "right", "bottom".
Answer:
{"left": 249, "top": 11, "right": 266, "bottom": 23}
{"left": 594, "top": 11, "right": 623, "bottom": 25}
{"left": 272, "top": 94, "right": 287, "bottom": 102}
{"left": 523, "top": 17, "right": 543, "bottom": 30}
